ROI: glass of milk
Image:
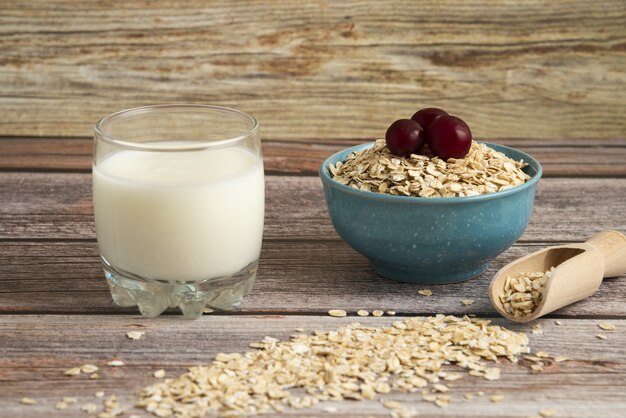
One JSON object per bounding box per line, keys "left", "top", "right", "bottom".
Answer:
{"left": 93, "top": 105, "right": 264, "bottom": 319}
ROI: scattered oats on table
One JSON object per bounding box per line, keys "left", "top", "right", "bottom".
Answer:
{"left": 386, "top": 310, "right": 396, "bottom": 316}
{"left": 135, "top": 315, "right": 530, "bottom": 417}
{"left": 532, "top": 323, "right": 544, "bottom": 334}
{"left": 106, "top": 360, "right": 125, "bottom": 367}
{"left": 329, "top": 139, "right": 530, "bottom": 198}
{"left": 596, "top": 333, "right": 607, "bottom": 340}
{"left": 418, "top": 289, "right": 432, "bottom": 296}
{"left": 539, "top": 408, "right": 557, "bottom": 417}
{"left": 372, "top": 309, "right": 384, "bottom": 317}
{"left": 153, "top": 369, "right": 166, "bottom": 379}
{"left": 357, "top": 309, "right": 369, "bottom": 317}
{"left": 126, "top": 331, "right": 145, "bottom": 340}
{"left": 461, "top": 298, "right": 474, "bottom": 306}
{"left": 499, "top": 268, "right": 554, "bottom": 318}
{"left": 20, "top": 397, "right": 37, "bottom": 405}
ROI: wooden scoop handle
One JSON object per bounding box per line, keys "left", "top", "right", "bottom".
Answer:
{"left": 585, "top": 230, "right": 626, "bottom": 278}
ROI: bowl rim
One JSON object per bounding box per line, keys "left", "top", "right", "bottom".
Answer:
{"left": 319, "top": 141, "right": 542, "bottom": 204}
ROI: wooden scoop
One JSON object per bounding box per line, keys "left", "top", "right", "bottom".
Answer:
{"left": 489, "top": 230, "right": 626, "bottom": 323}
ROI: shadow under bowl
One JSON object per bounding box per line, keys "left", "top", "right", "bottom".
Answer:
{"left": 319, "top": 142, "right": 542, "bottom": 284}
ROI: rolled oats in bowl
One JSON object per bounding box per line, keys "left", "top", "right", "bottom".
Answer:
{"left": 330, "top": 139, "right": 531, "bottom": 198}
{"left": 319, "top": 139, "right": 542, "bottom": 283}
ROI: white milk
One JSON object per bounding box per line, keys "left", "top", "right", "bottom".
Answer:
{"left": 93, "top": 144, "right": 264, "bottom": 282}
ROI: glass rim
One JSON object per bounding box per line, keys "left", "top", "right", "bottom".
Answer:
{"left": 94, "top": 104, "right": 259, "bottom": 152}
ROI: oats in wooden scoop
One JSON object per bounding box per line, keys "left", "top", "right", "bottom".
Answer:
{"left": 499, "top": 268, "right": 554, "bottom": 318}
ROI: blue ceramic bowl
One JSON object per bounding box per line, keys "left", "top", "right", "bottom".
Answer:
{"left": 319, "top": 142, "right": 542, "bottom": 284}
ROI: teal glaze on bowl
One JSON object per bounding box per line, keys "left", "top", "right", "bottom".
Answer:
{"left": 319, "top": 142, "right": 542, "bottom": 284}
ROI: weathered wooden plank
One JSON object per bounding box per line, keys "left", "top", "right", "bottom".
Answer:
{"left": 2, "top": 137, "right": 626, "bottom": 176}
{"left": 1, "top": 241, "right": 624, "bottom": 316}
{"left": 0, "top": 1, "right": 624, "bottom": 140}
{"left": 0, "top": 316, "right": 624, "bottom": 417}
{"left": 0, "top": 173, "right": 625, "bottom": 242}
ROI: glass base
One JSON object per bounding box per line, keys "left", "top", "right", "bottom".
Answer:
{"left": 102, "top": 258, "right": 257, "bottom": 319}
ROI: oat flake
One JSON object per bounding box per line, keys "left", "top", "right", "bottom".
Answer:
{"left": 64, "top": 367, "right": 81, "bottom": 376}
{"left": 598, "top": 322, "right": 616, "bottom": 331}
{"left": 328, "top": 309, "right": 347, "bottom": 317}
{"left": 81, "top": 403, "right": 98, "bottom": 414}
{"left": 126, "top": 331, "right": 145, "bottom": 340}
{"left": 55, "top": 401, "right": 68, "bottom": 410}
{"left": 81, "top": 364, "right": 99, "bottom": 374}
{"left": 490, "top": 394, "right": 505, "bottom": 403}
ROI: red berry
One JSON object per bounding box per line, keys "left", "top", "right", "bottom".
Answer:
{"left": 385, "top": 119, "right": 425, "bottom": 157}
{"left": 426, "top": 115, "right": 472, "bottom": 159}
{"left": 411, "top": 107, "right": 448, "bottom": 130}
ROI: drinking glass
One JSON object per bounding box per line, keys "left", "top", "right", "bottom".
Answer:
{"left": 93, "top": 105, "right": 264, "bottom": 319}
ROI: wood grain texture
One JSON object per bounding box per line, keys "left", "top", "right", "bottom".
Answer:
{"left": 2, "top": 137, "right": 626, "bottom": 176}
{"left": 1, "top": 241, "right": 625, "bottom": 316}
{"left": 1, "top": 316, "right": 625, "bottom": 417}
{"left": 0, "top": 1, "right": 625, "bottom": 140}
{"left": 1, "top": 173, "right": 625, "bottom": 242}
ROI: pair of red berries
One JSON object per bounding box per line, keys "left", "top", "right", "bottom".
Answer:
{"left": 385, "top": 108, "right": 472, "bottom": 160}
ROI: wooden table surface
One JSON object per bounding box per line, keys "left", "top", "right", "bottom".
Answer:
{"left": 1, "top": 137, "right": 625, "bottom": 418}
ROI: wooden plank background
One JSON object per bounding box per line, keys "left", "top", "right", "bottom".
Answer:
{"left": 1, "top": 2, "right": 625, "bottom": 417}
{"left": 1, "top": 0, "right": 625, "bottom": 141}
